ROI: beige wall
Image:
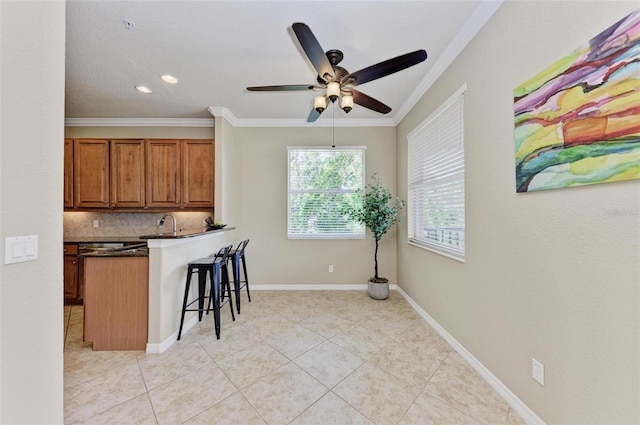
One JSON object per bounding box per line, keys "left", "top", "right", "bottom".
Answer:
{"left": 64, "top": 126, "right": 213, "bottom": 139}
{"left": 215, "top": 117, "right": 240, "bottom": 225}
{"left": 0, "top": 0, "right": 66, "bottom": 422}
{"left": 229, "top": 125, "right": 398, "bottom": 286}
{"left": 396, "top": 1, "right": 640, "bottom": 423}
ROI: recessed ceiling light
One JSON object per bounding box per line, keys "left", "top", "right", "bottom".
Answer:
{"left": 135, "top": 85, "right": 152, "bottom": 94}
{"left": 161, "top": 74, "right": 178, "bottom": 84}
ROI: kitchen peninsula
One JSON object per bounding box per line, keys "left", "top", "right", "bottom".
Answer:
{"left": 83, "top": 250, "right": 149, "bottom": 351}
{"left": 143, "top": 227, "right": 234, "bottom": 353}
{"left": 71, "top": 226, "right": 234, "bottom": 353}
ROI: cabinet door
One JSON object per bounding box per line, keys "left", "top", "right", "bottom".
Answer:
{"left": 64, "top": 139, "right": 74, "bottom": 207}
{"left": 182, "top": 139, "right": 214, "bottom": 208}
{"left": 146, "top": 140, "right": 181, "bottom": 207}
{"left": 83, "top": 256, "right": 149, "bottom": 350}
{"left": 74, "top": 139, "right": 109, "bottom": 208}
{"left": 111, "top": 140, "right": 145, "bottom": 208}
{"left": 63, "top": 244, "right": 79, "bottom": 299}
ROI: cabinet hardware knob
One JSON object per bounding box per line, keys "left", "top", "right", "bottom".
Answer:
{"left": 72, "top": 261, "right": 77, "bottom": 265}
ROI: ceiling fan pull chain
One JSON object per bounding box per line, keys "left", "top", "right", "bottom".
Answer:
{"left": 332, "top": 102, "right": 336, "bottom": 148}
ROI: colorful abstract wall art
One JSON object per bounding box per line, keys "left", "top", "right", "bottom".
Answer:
{"left": 514, "top": 9, "right": 640, "bottom": 192}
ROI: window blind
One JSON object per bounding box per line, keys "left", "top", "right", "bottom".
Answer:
{"left": 287, "top": 146, "right": 366, "bottom": 239}
{"left": 407, "top": 84, "right": 466, "bottom": 260}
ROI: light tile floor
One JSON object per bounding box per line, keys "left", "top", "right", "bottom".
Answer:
{"left": 64, "top": 290, "right": 527, "bottom": 425}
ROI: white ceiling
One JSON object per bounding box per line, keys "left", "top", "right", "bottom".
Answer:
{"left": 65, "top": 0, "right": 502, "bottom": 126}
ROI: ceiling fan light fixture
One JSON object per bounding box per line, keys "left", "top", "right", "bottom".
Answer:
{"left": 340, "top": 94, "right": 353, "bottom": 113}
{"left": 327, "top": 82, "right": 340, "bottom": 102}
{"left": 314, "top": 95, "right": 327, "bottom": 113}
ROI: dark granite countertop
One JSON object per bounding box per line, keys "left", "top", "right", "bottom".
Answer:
{"left": 64, "top": 227, "right": 234, "bottom": 244}
{"left": 79, "top": 243, "right": 149, "bottom": 257}
{"left": 81, "top": 249, "right": 149, "bottom": 258}
{"left": 140, "top": 226, "right": 235, "bottom": 239}
{"left": 64, "top": 236, "right": 143, "bottom": 244}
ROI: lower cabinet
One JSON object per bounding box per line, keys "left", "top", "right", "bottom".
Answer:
{"left": 83, "top": 256, "right": 149, "bottom": 350}
{"left": 63, "top": 244, "right": 79, "bottom": 301}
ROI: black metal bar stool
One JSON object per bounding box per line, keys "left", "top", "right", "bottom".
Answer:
{"left": 177, "top": 244, "right": 234, "bottom": 340}
{"left": 220, "top": 239, "right": 251, "bottom": 314}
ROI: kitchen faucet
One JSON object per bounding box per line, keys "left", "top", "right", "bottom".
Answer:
{"left": 159, "top": 213, "right": 177, "bottom": 234}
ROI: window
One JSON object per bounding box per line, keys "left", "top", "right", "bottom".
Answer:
{"left": 407, "top": 84, "right": 466, "bottom": 261}
{"left": 288, "top": 146, "right": 366, "bottom": 239}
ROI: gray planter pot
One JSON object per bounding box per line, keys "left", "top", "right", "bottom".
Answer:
{"left": 367, "top": 280, "right": 389, "bottom": 300}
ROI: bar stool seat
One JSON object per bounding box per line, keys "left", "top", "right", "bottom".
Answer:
{"left": 177, "top": 245, "right": 234, "bottom": 340}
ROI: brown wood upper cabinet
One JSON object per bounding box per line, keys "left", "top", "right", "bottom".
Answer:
{"left": 111, "top": 140, "right": 145, "bottom": 208}
{"left": 73, "top": 139, "right": 145, "bottom": 208}
{"left": 146, "top": 139, "right": 214, "bottom": 208}
{"left": 146, "top": 139, "right": 181, "bottom": 208}
{"left": 74, "top": 139, "right": 110, "bottom": 208}
{"left": 182, "top": 139, "right": 215, "bottom": 208}
{"left": 67, "top": 138, "right": 213, "bottom": 210}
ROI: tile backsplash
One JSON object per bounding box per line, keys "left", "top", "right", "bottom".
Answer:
{"left": 64, "top": 211, "right": 212, "bottom": 237}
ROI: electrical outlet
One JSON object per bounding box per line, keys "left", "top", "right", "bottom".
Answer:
{"left": 93, "top": 220, "right": 99, "bottom": 228}
{"left": 532, "top": 358, "right": 545, "bottom": 385}
{"left": 329, "top": 265, "right": 334, "bottom": 273}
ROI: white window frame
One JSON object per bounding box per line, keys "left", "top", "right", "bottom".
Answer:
{"left": 407, "top": 84, "right": 466, "bottom": 261}
{"left": 287, "top": 146, "right": 366, "bottom": 239}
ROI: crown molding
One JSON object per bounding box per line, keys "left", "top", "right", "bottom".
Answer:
{"left": 207, "top": 106, "right": 395, "bottom": 128}
{"left": 393, "top": 0, "right": 504, "bottom": 124}
{"left": 64, "top": 118, "right": 215, "bottom": 127}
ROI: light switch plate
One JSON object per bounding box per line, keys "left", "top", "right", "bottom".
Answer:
{"left": 5, "top": 235, "right": 38, "bottom": 264}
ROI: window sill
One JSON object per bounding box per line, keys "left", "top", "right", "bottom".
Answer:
{"left": 407, "top": 240, "right": 465, "bottom": 263}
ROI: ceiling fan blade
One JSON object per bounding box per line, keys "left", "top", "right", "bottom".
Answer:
{"left": 247, "top": 84, "right": 317, "bottom": 91}
{"left": 351, "top": 89, "right": 392, "bottom": 114}
{"left": 307, "top": 107, "right": 323, "bottom": 122}
{"left": 342, "top": 49, "right": 427, "bottom": 86}
{"left": 292, "top": 23, "right": 334, "bottom": 81}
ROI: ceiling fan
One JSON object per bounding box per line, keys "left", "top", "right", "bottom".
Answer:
{"left": 247, "top": 22, "right": 427, "bottom": 122}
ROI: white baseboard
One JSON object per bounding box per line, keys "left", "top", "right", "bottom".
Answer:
{"left": 146, "top": 315, "right": 198, "bottom": 354}
{"left": 395, "top": 286, "right": 545, "bottom": 425}
{"left": 249, "top": 283, "right": 397, "bottom": 290}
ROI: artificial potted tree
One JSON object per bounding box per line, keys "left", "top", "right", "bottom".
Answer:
{"left": 345, "top": 174, "right": 404, "bottom": 300}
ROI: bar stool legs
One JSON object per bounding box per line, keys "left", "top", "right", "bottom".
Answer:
{"left": 177, "top": 264, "right": 198, "bottom": 341}
{"left": 177, "top": 245, "right": 234, "bottom": 340}
{"left": 229, "top": 239, "right": 251, "bottom": 314}
{"left": 207, "top": 252, "right": 235, "bottom": 339}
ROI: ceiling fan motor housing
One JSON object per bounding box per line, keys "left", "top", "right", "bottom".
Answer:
{"left": 317, "top": 65, "right": 348, "bottom": 85}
